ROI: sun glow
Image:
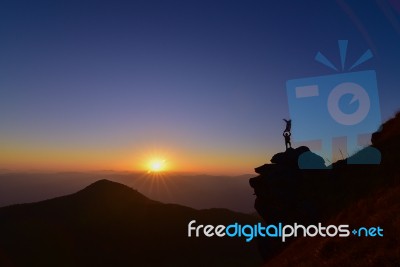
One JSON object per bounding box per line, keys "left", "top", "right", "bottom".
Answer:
{"left": 148, "top": 159, "right": 166, "bottom": 172}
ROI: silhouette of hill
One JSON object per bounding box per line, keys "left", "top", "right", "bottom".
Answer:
{"left": 250, "top": 112, "right": 400, "bottom": 265}
{"left": 0, "top": 173, "right": 255, "bottom": 213}
{"left": 0, "top": 180, "right": 261, "bottom": 266}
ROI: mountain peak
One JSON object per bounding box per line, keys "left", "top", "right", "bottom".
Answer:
{"left": 85, "top": 179, "right": 128, "bottom": 189}
{"left": 75, "top": 179, "right": 150, "bottom": 204}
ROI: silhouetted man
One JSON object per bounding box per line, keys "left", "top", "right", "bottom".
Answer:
{"left": 283, "top": 131, "right": 291, "bottom": 150}
{"left": 283, "top": 119, "right": 291, "bottom": 133}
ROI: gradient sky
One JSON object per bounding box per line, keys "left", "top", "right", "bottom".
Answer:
{"left": 1, "top": 0, "right": 400, "bottom": 174}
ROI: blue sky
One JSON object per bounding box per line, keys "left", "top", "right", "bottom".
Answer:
{"left": 0, "top": 0, "right": 399, "bottom": 173}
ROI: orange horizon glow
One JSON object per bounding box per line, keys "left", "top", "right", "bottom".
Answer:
{"left": 0, "top": 141, "right": 272, "bottom": 175}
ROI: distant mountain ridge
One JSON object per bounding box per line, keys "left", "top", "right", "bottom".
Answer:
{"left": 0, "top": 173, "right": 255, "bottom": 213}
{"left": 0, "top": 179, "right": 261, "bottom": 267}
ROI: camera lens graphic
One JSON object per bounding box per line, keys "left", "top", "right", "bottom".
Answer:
{"left": 327, "top": 82, "right": 370, "bottom": 126}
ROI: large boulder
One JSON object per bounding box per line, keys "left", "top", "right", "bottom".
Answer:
{"left": 270, "top": 146, "right": 326, "bottom": 169}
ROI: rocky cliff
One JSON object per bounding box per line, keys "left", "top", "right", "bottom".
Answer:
{"left": 250, "top": 112, "right": 400, "bottom": 263}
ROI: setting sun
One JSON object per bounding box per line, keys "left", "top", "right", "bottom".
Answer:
{"left": 148, "top": 159, "right": 166, "bottom": 172}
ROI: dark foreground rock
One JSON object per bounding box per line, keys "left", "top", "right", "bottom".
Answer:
{"left": 250, "top": 112, "right": 400, "bottom": 262}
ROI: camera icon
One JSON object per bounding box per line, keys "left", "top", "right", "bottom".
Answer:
{"left": 286, "top": 41, "right": 381, "bottom": 168}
